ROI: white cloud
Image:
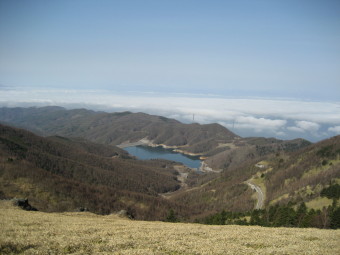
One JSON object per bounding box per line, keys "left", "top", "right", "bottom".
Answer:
{"left": 287, "top": 120, "right": 320, "bottom": 134}
{"left": 328, "top": 126, "right": 340, "bottom": 134}
{"left": 275, "top": 131, "right": 286, "bottom": 136}
{"left": 234, "top": 116, "right": 287, "bottom": 132}
{"left": 287, "top": 126, "right": 304, "bottom": 133}
{"left": 0, "top": 87, "right": 339, "bottom": 141}
{"left": 296, "top": 121, "right": 320, "bottom": 132}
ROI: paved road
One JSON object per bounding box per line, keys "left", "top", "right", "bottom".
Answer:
{"left": 246, "top": 181, "right": 264, "bottom": 210}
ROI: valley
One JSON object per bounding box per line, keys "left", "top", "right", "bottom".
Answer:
{"left": 0, "top": 106, "right": 339, "bottom": 228}
{"left": 1, "top": 1, "right": 339, "bottom": 253}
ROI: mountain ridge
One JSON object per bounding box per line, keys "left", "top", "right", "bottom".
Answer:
{"left": 0, "top": 106, "right": 310, "bottom": 161}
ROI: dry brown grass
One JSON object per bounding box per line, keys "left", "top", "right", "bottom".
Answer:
{"left": 1, "top": 200, "right": 339, "bottom": 255}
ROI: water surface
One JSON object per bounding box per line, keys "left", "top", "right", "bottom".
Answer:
{"left": 124, "top": 145, "right": 201, "bottom": 169}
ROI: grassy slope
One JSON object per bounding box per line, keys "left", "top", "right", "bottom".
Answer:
{"left": 1, "top": 201, "right": 339, "bottom": 255}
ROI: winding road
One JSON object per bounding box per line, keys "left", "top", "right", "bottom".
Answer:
{"left": 246, "top": 181, "right": 264, "bottom": 210}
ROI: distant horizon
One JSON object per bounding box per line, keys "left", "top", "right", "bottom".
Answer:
{"left": 1, "top": 86, "right": 339, "bottom": 143}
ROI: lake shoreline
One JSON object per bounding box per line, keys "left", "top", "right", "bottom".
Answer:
{"left": 117, "top": 138, "right": 204, "bottom": 158}
{"left": 123, "top": 145, "right": 201, "bottom": 169}
{"left": 118, "top": 138, "right": 216, "bottom": 172}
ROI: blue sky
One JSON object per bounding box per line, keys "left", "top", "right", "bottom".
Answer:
{"left": 0, "top": 0, "right": 339, "bottom": 141}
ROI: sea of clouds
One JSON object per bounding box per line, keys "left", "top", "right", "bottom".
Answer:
{"left": 1, "top": 87, "right": 339, "bottom": 142}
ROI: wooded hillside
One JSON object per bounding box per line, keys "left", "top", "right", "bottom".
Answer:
{"left": 169, "top": 135, "right": 340, "bottom": 221}
{"left": 0, "top": 106, "right": 311, "bottom": 166}
{"left": 1, "top": 107, "right": 338, "bottom": 223}
{"left": 0, "top": 107, "right": 238, "bottom": 155}
{"left": 0, "top": 124, "right": 189, "bottom": 220}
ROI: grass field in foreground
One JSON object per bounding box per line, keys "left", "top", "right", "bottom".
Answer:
{"left": 0, "top": 201, "right": 339, "bottom": 255}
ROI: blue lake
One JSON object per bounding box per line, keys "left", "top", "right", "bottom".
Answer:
{"left": 124, "top": 145, "right": 201, "bottom": 169}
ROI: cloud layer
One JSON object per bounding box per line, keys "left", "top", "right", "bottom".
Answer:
{"left": 1, "top": 87, "right": 339, "bottom": 142}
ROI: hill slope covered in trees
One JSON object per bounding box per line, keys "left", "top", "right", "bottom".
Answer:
{"left": 0, "top": 106, "right": 310, "bottom": 160}
{"left": 171, "top": 135, "right": 340, "bottom": 227}
{"left": 0, "top": 106, "right": 238, "bottom": 155}
{"left": 0, "top": 124, "right": 189, "bottom": 220}
{"left": 1, "top": 107, "right": 338, "bottom": 225}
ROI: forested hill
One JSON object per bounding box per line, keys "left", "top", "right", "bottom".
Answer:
{"left": 0, "top": 106, "right": 238, "bottom": 155}
{"left": 0, "top": 106, "right": 310, "bottom": 159}
{"left": 0, "top": 124, "right": 189, "bottom": 220}
{"left": 170, "top": 135, "right": 340, "bottom": 228}
{"left": 0, "top": 123, "right": 339, "bottom": 225}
